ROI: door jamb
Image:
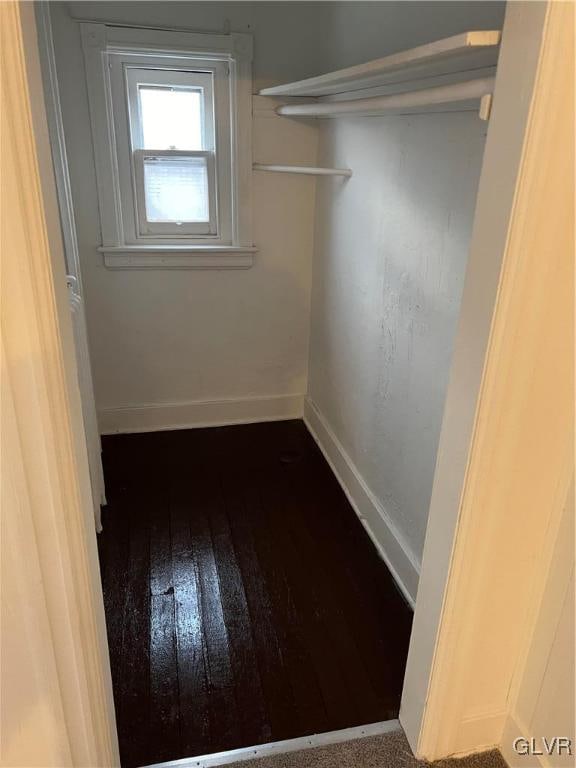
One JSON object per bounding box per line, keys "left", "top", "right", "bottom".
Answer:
{"left": 2, "top": 3, "right": 120, "bottom": 764}
{"left": 401, "top": 0, "right": 573, "bottom": 759}
{"left": 35, "top": 1, "right": 107, "bottom": 527}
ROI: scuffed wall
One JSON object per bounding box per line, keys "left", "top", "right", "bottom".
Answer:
{"left": 308, "top": 112, "right": 488, "bottom": 566}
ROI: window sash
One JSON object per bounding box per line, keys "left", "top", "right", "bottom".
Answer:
{"left": 133, "top": 149, "right": 217, "bottom": 236}
{"left": 125, "top": 67, "right": 215, "bottom": 153}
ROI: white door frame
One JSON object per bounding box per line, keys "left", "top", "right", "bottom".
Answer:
{"left": 35, "top": 1, "right": 106, "bottom": 531}
{"left": 401, "top": 0, "right": 573, "bottom": 759}
{"left": 4, "top": 0, "right": 571, "bottom": 765}
{"left": 1, "top": 2, "right": 119, "bottom": 765}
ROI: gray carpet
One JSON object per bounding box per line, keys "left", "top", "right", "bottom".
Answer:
{"left": 232, "top": 729, "right": 507, "bottom": 768}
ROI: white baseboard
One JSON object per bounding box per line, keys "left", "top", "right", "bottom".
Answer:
{"left": 303, "top": 397, "right": 420, "bottom": 607}
{"left": 451, "top": 709, "right": 507, "bottom": 758}
{"left": 99, "top": 393, "right": 304, "bottom": 435}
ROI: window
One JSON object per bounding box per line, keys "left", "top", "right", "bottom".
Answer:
{"left": 81, "top": 24, "right": 254, "bottom": 267}
{"left": 127, "top": 68, "right": 218, "bottom": 237}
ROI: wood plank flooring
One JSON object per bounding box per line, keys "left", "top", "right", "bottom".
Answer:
{"left": 98, "top": 420, "right": 413, "bottom": 768}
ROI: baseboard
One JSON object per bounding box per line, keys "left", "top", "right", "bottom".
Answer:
{"left": 451, "top": 709, "right": 507, "bottom": 758}
{"left": 401, "top": 705, "right": 506, "bottom": 762}
{"left": 303, "top": 397, "right": 420, "bottom": 607}
{"left": 98, "top": 394, "right": 304, "bottom": 435}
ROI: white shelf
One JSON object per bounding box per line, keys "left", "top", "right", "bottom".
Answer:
{"left": 259, "top": 31, "right": 501, "bottom": 99}
{"left": 276, "top": 76, "right": 495, "bottom": 119}
{"left": 253, "top": 164, "right": 352, "bottom": 177}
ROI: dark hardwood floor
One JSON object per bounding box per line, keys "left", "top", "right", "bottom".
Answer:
{"left": 98, "top": 420, "right": 413, "bottom": 768}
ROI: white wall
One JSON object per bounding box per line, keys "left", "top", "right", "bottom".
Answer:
{"left": 50, "top": 3, "right": 320, "bottom": 432}
{"left": 305, "top": 0, "right": 504, "bottom": 590}
{"left": 50, "top": 1, "right": 504, "bottom": 436}
{"left": 65, "top": 1, "right": 334, "bottom": 92}
{"left": 65, "top": 2, "right": 505, "bottom": 90}
{"left": 314, "top": 1, "right": 506, "bottom": 73}
{"left": 306, "top": 113, "right": 487, "bottom": 590}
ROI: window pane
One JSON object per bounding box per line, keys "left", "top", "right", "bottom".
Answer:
{"left": 139, "top": 86, "right": 203, "bottom": 150}
{"left": 143, "top": 156, "right": 209, "bottom": 223}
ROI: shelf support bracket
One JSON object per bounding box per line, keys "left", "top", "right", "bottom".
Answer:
{"left": 479, "top": 93, "right": 493, "bottom": 121}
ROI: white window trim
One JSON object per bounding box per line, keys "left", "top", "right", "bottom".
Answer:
{"left": 80, "top": 22, "right": 255, "bottom": 268}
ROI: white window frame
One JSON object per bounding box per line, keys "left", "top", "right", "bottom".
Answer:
{"left": 110, "top": 55, "right": 227, "bottom": 243}
{"left": 126, "top": 67, "right": 218, "bottom": 238}
{"left": 80, "top": 23, "right": 255, "bottom": 268}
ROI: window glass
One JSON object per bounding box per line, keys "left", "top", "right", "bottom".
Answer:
{"left": 139, "top": 85, "right": 203, "bottom": 150}
{"left": 143, "top": 155, "right": 209, "bottom": 222}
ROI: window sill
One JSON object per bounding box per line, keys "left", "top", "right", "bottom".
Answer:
{"left": 98, "top": 245, "right": 257, "bottom": 270}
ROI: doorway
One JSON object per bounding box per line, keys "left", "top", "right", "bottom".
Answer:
{"left": 38, "top": 2, "right": 500, "bottom": 764}
{"left": 22, "top": 1, "right": 568, "bottom": 768}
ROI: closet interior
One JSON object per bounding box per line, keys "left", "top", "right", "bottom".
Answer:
{"left": 40, "top": 2, "right": 506, "bottom": 766}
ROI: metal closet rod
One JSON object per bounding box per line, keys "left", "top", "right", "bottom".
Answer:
{"left": 275, "top": 76, "right": 495, "bottom": 118}
{"left": 253, "top": 164, "right": 352, "bottom": 177}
